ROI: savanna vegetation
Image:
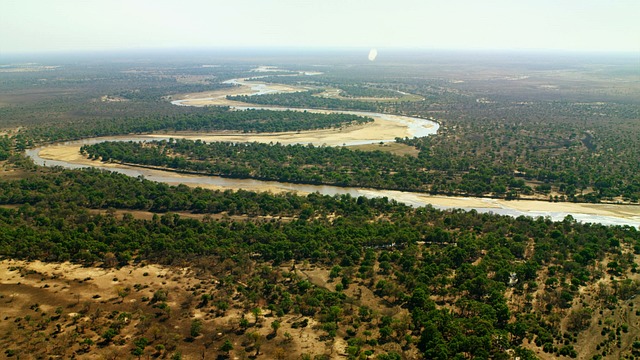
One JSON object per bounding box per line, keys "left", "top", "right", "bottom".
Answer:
{"left": 1, "top": 167, "right": 640, "bottom": 359}
{"left": 226, "top": 61, "right": 640, "bottom": 203}
{"left": 1, "top": 51, "right": 639, "bottom": 359}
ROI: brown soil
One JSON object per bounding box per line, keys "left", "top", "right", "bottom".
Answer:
{"left": 0, "top": 259, "right": 412, "bottom": 359}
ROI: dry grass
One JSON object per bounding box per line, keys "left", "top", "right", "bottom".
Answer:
{"left": 0, "top": 161, "right": 31, "bottom": 181}
{"left": 0, "top": 259, "right": 413, "bottom": 359}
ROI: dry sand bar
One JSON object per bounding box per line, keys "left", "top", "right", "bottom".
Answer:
{"left": 28, "top": 76, "right": 640, "bottom": 228}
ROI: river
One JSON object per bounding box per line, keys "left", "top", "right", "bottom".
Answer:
{"left": 26, "top": 76, "right": 640, "bottom": 228}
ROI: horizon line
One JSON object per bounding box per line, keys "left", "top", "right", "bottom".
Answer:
{"left": 2, "top": 45, "right": 639, "bottom": 58}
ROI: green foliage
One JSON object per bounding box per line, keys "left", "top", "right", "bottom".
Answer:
{"left": 151, "top": 289, "right": 168, "bottom": 303}
{"left": 377, "top": 352, "right": 402, "bottom": 360}
{"left": 567, "top": 308, "right": 592, "bottom": 332}
{"left": 101, "top": 328, "right": 118, "bottom": 342}
{"left": 271, "top": 320, "right": 280, "bottom": 333}
{"left": 5, "top": 55, "right": 640, "bottom": 360}
{"left": 0, "top": 136, "right": 12, "bottom": 161}
{"left": 190, "top": 319, "right": 203, "bottom": 338}
{"left": 131, "top": 337, "right": 148, "bottom": 357}
{"left": 228, "top": 90, "right": 377, "bottom": 111}
{"left": 220, "top": 339, "right": 233, "bottom": 353}
{"left": 82, "top": 130, "right": 640, "bottom": 201}
{"left": 21, "top": 108, "right": 371, "bottom": 144}
{"left": 338, "top": 85, "right": 401, "bottom": 99}
{"left": 83, "top": 138, "right": 534, "bottom": 197}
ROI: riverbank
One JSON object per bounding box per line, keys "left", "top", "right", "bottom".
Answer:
{"left": 26, "top": 77, "right": 640, "bottom": 228}
{"left": 34, "top": 144, "right": 640, "bottom": 227}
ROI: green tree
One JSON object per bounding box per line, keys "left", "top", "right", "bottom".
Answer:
{"left": 271, "top": 320, "right": 281, "bottom": 335}
{"left": 190, "top": 319, "right": 203, "bottom": 338}
{"left": 220, "top": 339, "right": 233, "bottom": 356}
{"left": 251, "top": 308, "right": 262, "bottom": 325}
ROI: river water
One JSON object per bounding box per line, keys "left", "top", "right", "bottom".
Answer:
{"left": 25, "top": 78, "right": 640, "bottom": 228}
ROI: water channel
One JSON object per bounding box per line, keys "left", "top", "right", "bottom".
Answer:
{"left": 26, "top": 76, "right": 640, "bottom": 228}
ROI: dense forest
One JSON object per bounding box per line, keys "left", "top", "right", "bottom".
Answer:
{"left": 16, "top": 108, "right": 371, "bottom": 144}
{"left": 0, "top": 61, "right": 265, "bottom": 128}
{"left": 0, "top": 136, "right": 11, "bottom": 161}
{"left": 83, "top": 137, "right": 639, "bottom": 202}
{"left": 3, "top": 59, "right": 638, "bottom": 203}
{"left": 256, "top": 78, "right": 412, "bottom": 101}
{"left": 81, "top": 139, "right": 524, "bottom": 195}
{"left": 337, "top": 85, "right": 403, "bottom": 99}
{"left": 228, "top": 91, "right": 379, "bottom": 112}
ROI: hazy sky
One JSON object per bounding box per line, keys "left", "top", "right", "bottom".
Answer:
{"left": 2, "top": 0, "right": 639, "bottom": 54}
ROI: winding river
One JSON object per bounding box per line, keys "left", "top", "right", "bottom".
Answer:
{"left": 27, "top": 75, "right": 640, "bottom": 228}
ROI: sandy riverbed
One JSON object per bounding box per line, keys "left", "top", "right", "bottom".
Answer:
{"left": 31, "top": 78, "right": 640, "bottom": 226}
{"left": 37, "top": 145, "right": 640, "bottom": 223}
{"left": 408, "top": 193, "right": 640, "bottom": 219}
{"left": 171, "top": 80, "right": 303, "bottom": 107}
{"left": 38, "top": 144, "right": 310, "bottom": 194}
{"left": 146, "top": 117, "right": 409, "bottom": 146}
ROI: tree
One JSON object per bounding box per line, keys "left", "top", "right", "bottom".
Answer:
{"left": 327, "top": 305, "right": 342, "bottom": 325}
{"left": 219, "top": 339, "right": 233, "bottom": 356}
{"left": 190, "top": 319, "right": 203, "bottom": 338}
{"left": 116, "top": 286, "right": 131, "bottom": 303}
{"left": 567, "top": 308, "right": 592, "bottom": 332}
{"left": 239, "top": 317, "right": 250, "bottom": 330}
{"left": 131, "top": 347, "right": 144, "bottom": 359}
{"left": 248, "top": 332, "right": 263, "bottom": 356}
{"left": 271, "top": 319, "right": 281, "bottom": 334}
{"left": 251, "top": 308, "right": 262, "bottom": 325}
{"left": 102, "top": 328, "right": 118, "bottom": 343}
{"left": 329, "top": 265, "right": 342, "bottom": 280}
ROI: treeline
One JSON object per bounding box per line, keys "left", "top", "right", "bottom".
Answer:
{"left": 338, "top": 85, "right": 402, "bottom": 99}
{"left": 0, "top": 136, "right": 11, "bottom": 161}
{"left": 17, "top": 109, "right": 371, "bottom": 144}
{"left": 0, "top": 168, "right": 638, "bottom": 358}
{"left": 395, "top": 104, "right": 640, "bottom": 203}
{"left": 0, "top": 167, "right": 419, "bottom": 219}
{"left": 83, "top": 136, "right": 640, "bottom": 202}
{"left": 114, "top": 82, "right": 232, "bottom": 102}
{"left": 81, "top": 139, "right": 537, "bottom": 198}
{"left": 227, "top": 90, "right": 379, "bottom": 112}
{"left": 0, "top": 61, "right": 259, "bottom": 128}
{"left": 256, "top": 67, "right": 640, "bottom": 203}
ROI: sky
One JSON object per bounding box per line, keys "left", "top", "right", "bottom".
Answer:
{"left": 1, "top": 0, "right": 639, "bottom": 54}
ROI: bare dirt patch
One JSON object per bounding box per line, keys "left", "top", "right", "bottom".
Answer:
{"left": 0, "top": 167, "right": 30, "bottom": 181}
{"left": 0, "top": 259, "right": 355, "bottom": 359}
{"left": 100, "top": 95, "right": 128, "bottom": 103}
